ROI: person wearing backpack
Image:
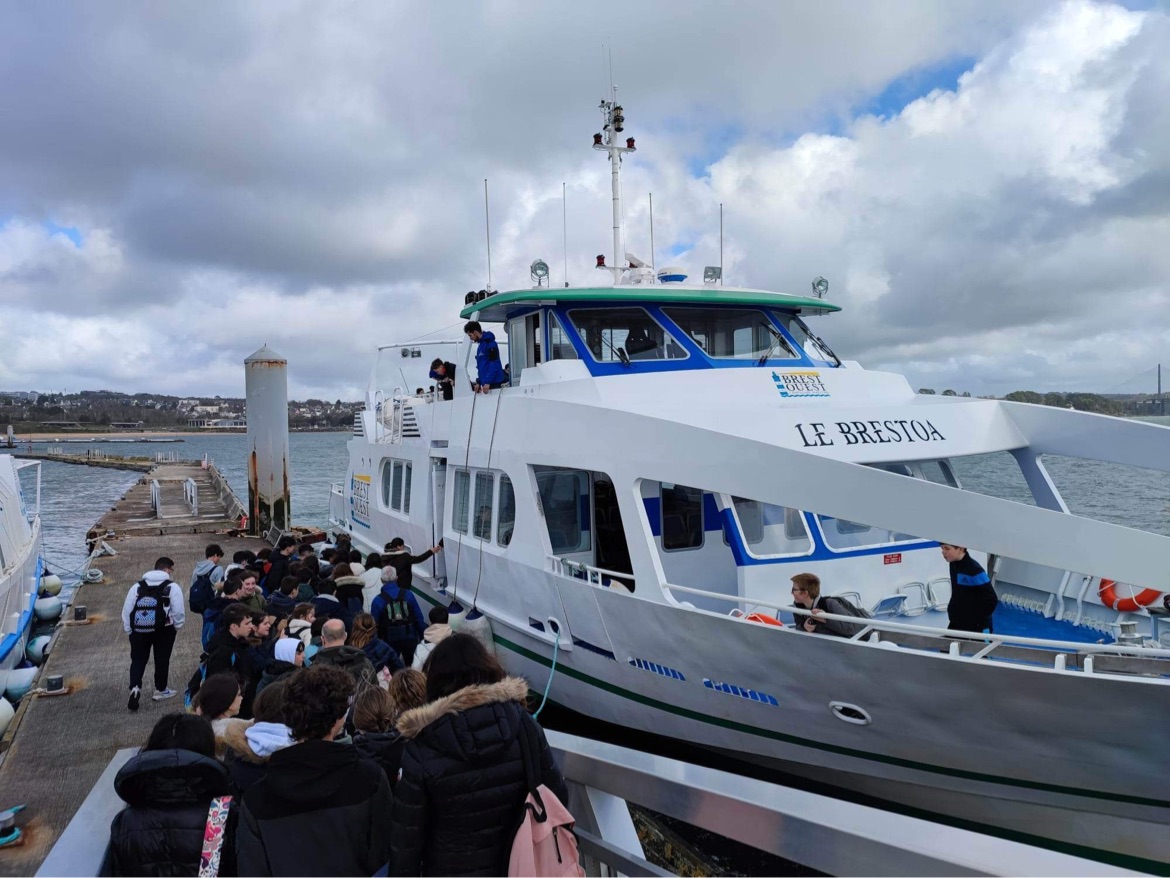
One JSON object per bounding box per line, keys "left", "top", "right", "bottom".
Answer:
{"left": 189, "top": 543, "right": 225, "bottom": 615}
{"left": 392, "top": 634, "right": 568, "bottom": 876}
{"left": 790, "top": 572, "right": 870, "bottom": 638}
{"left": 201, "top": 576, "right": 243, "bottom": 651}
{"left": 370, "top": 574, "right": 426, "bottom": 666}
{"left": 121, "top": 557, "right": 186, "bottom": 711}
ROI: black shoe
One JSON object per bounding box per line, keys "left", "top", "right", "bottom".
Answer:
{"left": 128, "top": 686, "right": 141, "bottom": 711}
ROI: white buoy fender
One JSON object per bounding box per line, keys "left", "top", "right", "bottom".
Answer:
{"left": 4, "top": 667, "right": 38, "bottom": 701}
{"left": 34, "top": 596, "right": 63, "bottom": 621}
{"left": 41, "top": 574, "right": 63, "bottom": 596}
{"left": 26, "top": 635, "right": 51, "bottom": 665}
{"left": 462, "top": 609, "right": 495, "bottom": 655}
{"left": 446, "top": 599, "right": 469, "bottom": 631}
{"left": 0, "top": 697, "right": 14, "bottom": 736}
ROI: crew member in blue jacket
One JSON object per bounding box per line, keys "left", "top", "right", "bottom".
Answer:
{"left": 940, "top": 543, "right": 998, "bottom": 633}
{"left": 464, "top": 321, "right": 505, "bottom": 392}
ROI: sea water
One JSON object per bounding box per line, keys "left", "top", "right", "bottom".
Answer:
{"left": 16, "top": 418, "right": 1170, "bottom": 580}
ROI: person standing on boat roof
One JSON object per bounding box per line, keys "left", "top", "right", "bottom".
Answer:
{"left": 940, "top": 543, "right": 998, "bottom": 633}
{"left": 429, "top": 358, "right": 457, "bottom": 401}
{"left": 464, "top": 320, "right": 505, "bottom": 392}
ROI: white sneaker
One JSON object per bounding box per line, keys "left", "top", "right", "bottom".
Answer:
{"left": 152, "top": 688, "right": 177, "bottom": 701}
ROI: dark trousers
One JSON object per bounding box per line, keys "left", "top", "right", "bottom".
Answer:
{"left": 128, "top": 626, "right": 178, "bottom": 691}
{"left": 948, "top": 586, "right": 999, "bottom": 633}
{"left": 391, "top": 639, "right": 419, "bottom": 667}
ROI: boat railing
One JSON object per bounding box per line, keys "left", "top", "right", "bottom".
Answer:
{"left": 660, "top": 580, "right": 1170, "bottom": 677}
{"left": 547, "top": 555, "right": 635, "bottom": 589}
{"left": 37, "top": 733, "right": 1126, "bottom": 877}
{"left": 328, "top": 481, "right": 347, "bottom": 525}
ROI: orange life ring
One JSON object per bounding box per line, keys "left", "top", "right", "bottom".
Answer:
{"left": 1097, "top": 579, "right": 1161, "bottom": 613}
{"left": 745, "top": 613, "right": 784, "bottom": 627}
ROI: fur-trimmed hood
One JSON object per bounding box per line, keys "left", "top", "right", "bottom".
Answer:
{"left": 397, "top": 676, "right": 529, "bottom": 739}
{"left": 219, "top": 718, "right": 264, "bottom": 764}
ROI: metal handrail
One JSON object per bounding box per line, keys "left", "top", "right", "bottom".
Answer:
{"left": 548, "top": 555, "right": 634, "bottom": 587}
{"left": 183, "top": 477, "right": 198, "bottom": 516}
{"left": 659, "top": 580, "right": 1170, "bottom": 664}
{"left": 149, "top": 479, "right": 161, "bottom": 515}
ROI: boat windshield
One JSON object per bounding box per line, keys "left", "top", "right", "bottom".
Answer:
{"left": 778, "top": 313, "right": 840, "bottom": 365}
{"left": 568, "top": 308, "right": 688, "bottom": 362}
{"left": 662, "top": 307, "right": 797, "bottom": 361}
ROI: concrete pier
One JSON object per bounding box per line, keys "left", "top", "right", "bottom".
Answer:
{"left": 0, "top": 465, "right": 259, "bottom": 876}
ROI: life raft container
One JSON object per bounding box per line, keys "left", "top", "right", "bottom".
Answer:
{"left": 744, "top": 613, "right": 784, "bottom": 627}
{"left": 1097, "top": 579, "right": 1162, "bottom": 613}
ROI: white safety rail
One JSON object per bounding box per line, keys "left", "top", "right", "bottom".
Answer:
{"left": 329, "top": 481, "right": 347, "bottom": 526}
{"left": 547, "top": 555, "right": 635, "bottom": 590}
{"left": 661, "top": 580, "right": 1170, "bottom": 678}
{"left": 154, "top": 450, "right": 177, "bottom": 463}
{"left": 183, "top": 477, "right": 199, "bottom": 516}
{"left": 149, "top": 479, "right": 161, "bottom": 516}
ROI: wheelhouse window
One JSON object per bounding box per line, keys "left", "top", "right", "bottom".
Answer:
{"left": 536, "top": 468, "right": 590, "bottom": 553}
{"left": 661, "top": 483, "right": 702, "bottom": 550}
{"left": 498, "top": 476, "right": 516, "bottom": 547}
{"left": 663, "top": 307, "right": 797, "bottom": 360}
{"left": 548, "top": 312, "right": 578, "bottom": 360}
{"left": 452, "top": 469, "right": 470, "bottom": 534}
{"left": 728, "top": 498, "right": 812, "bottom": 557}
{"left": 568, "top": 308, "right": 687, "bottom": 363}
{"left": 473, "top": 472, "right": 494, "bottom": 541}
{"left": 779, "top": 313, "right": 839, "bottom": 364}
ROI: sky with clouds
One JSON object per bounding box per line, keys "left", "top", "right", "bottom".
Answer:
{"left": 0, "top": 0, "right": 1166, "bottom": 399}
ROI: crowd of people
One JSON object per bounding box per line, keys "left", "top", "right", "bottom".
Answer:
{"left": 114, "top": 538, "right": 568, "bottom": 876}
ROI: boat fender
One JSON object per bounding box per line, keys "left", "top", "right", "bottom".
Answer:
{"left": 461, "top": 609, "right": 495, "bottom": 655}
{"left": 744, "top": 613, "right": 784, "bottom": 627}
{"left": 1097, "top": 579, "right": 1161, "bottom": 613}
{"left": 446, "top": 599, "right": 468, "bottom": 631}
{"left": 41, "top": 574, "right": 63, "bottom": 596}
{"left": 0, "top": 698, "right": 14, "bottom": 737}
{"left": 33, "top": 597, "right": 62, "bottom": 622}
{"left": 4, "top": 668, "right": 38, "bottom": 702}
{"left": 25, "top": 636, "right": 51, "bottom": 666}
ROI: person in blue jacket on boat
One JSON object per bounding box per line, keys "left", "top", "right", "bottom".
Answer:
{"left": 464, "top": 320, "right": 506, "bottom": 392}
{"left": 940, "top": 543, "right": 998, "bottom": 633}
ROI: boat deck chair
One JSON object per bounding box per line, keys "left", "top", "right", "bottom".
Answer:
{"left": 870, "top": 593, "right": 909, "bottom": 618}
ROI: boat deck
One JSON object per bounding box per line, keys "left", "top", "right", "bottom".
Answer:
{"left": 0, "top": 467, "right": 262, "bottom": 876}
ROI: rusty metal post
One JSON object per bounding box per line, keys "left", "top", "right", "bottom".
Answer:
{"left": 244, "top": 345, "right": 291, "bottom": 537}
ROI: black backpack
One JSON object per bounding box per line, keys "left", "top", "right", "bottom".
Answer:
{"left": 130, "top": 580, "right": 172, "bottom": 635}
{"left": 189, "top": 568, "right": 216, "bottom": 615}
{"left": 384, "top": 594, "right": 415, "bottom": 643}
{"left": 827, "top": 596, "right": 872, "bottom": 620}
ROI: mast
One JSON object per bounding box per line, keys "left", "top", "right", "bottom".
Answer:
{"left": 593, "top": 87, "right": 636, "bottom": 284}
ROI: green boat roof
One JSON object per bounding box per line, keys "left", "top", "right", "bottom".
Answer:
{"left": 459, "top": 285, "right": 841, "bottom": 321}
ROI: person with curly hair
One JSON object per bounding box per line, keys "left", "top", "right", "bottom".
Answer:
{"left": 236, "top": 665, "right": 392, "bottom": 876}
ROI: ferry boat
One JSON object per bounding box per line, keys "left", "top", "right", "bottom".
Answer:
{"left": 0, "top": 455, "right": 44, "bottom": 711}
{"left": 329, "top": 93, "right": 1170, "bottom": 870}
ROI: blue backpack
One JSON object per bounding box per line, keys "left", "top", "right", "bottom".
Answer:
{"left": 189, "top": 568, "right": 216, "bottom": 615}
{"left": 201, "top": 605, "right": 226, "bottom": 650}
{"left": 185, "top": 651, "right": 236, "bottom": 709}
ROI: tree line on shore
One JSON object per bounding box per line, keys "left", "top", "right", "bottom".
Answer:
{"left": 917, "top": 388, "right": 1128, "bottom": 415}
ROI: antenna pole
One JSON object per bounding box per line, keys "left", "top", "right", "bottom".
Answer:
{"left": 484, "top": 179, "right": 492, "bottom": 290}
{"left": 593, "top": 86, "right": 636, "bottom": 284}
{"left": 649, "top": 192, "right": 655, "bottom": 271}
{"left": 563, "top": 182, "right": 569, "bottom": 288}
{"left": 719, "top": 203, "right": 724, "bottom": 286}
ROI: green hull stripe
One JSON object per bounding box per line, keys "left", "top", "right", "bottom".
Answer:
{"left": 491, "top": 633, "right": 1170, "bottom": 812}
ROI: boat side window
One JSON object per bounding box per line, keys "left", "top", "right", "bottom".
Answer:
{"left": 473, "top": 471, "right": 494, "bottom": 541}
{"left": 498, "top": 476, "right": 516, "bottom": 547}
{"left": 452, "top": 469, "right": 471, "bottom": 535}
{"left": 547, "top": 312, "right": 578, "bottom": 360}
{"left": 536, "top": 469, "right": 591, "bottom": 553}
{"left": 661, "top": 483, "right": 702, "bottom": 550}
{"left": 728, "top": 497, "right": 812, "bottom": 557}
{"left": 568, "top": 308, "right": 687, "bottom": 363}
{"left": 382, "top": 459, "right": 412, "bottom": 514}
{"left": 918, "top": 460, "right": 959, "bottom": 487}
{"left": 815, "top": 511, "right": 922, "bottom": 550}
{"left": 778, "top": 312, "right": 839, "bottom": 365}
{"left": 662, "top": 307, "right": 797, "bottom": 360}
{"left": 381, "top": 461, "right": 393, "bottom": 508}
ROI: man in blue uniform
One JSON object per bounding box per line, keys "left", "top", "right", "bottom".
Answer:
{"left": 464, "top": 320, "right": 505, "bottom": 392}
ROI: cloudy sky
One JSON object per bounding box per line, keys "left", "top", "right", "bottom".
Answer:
{"left": 1, "top": 0, "right": 1167, "bottom": 400}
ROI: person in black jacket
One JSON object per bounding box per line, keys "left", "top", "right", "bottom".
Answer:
{"left": 382, "top": 538, "right": 441, "bottom": 591}
{"left": 428, "top": 358, "right": 456, "bottom": 401}
{"left": 238, "top": 664, "right": 392, "bottom": 876}
{"left": 108, "top": 713, "right": 236, "bottom": 877}
{"left": 391, "top": 634, "right": 568, "bottom": 876}
{"left": 205, "top": 603, "right": 258, "bottom": 718}
{"left": 941, "top": 543, "right": 998, "bottom": 633}
{"left": 263, "top": 536, "right": 297, "bottom": 597}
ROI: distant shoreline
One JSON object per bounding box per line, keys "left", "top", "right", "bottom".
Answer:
{"left": 6, "top": 429, "right": 349, "bottom": 442}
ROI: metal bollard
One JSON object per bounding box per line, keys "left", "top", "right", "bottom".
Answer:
{"left": 73, "top": 606, "right": 87, "bottom": 622}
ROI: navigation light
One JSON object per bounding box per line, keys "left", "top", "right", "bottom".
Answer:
{"left": 811, "top": 276, "right": 829, "bottom": 298}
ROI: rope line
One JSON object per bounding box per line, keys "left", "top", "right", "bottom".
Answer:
{"left": 532, "top": 629, "right": 560, "bottom": 721}
{"left": 471, "top": 392, "right": 505, "bottom": 609}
